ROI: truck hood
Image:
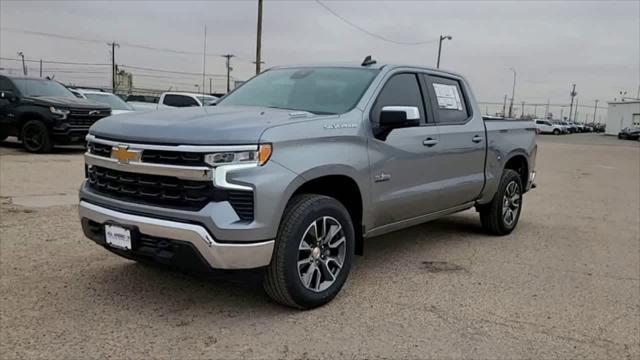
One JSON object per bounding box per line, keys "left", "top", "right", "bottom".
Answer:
{"left": 22, "top": 96, "right": 110, "bottom": 110}
{"left": 89, "top": 105, "right": 322, "bottom": 145}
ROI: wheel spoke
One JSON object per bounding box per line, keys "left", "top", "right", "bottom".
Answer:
{"left": 301, "top": 263, "right": 317, "bottom": 288}
{"left": 312, "top": 266, "right": 322, "bottom": 291}
{"left": 325, "top": 256, "right": 343, "bottom": 270}
{"left": 328, "top": 236, "right": 345, "bottom": 249}
{"left": 298, "top": 257, "right": 312, "bottom": 269}
{"left": 324, "top": 223, "right": 342, "bottom": 245}
{"left": 319, "top": 259, "right": 335, "bottom": 282}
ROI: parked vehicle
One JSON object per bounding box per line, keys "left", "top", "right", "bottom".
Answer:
{"left": 78, "top": 61, "right": 537, "bottom": 309}
{"left": 0, "top": 75, "right": 111, "bottom": 152}
{"left": 552, "top": 121, "right": 570, "bottom": 134}
{"left": 69, "top": 88, "right": 135, "bottom": 115}
{"left": 618, "top": 127, "right": 640, "bottom": 140}
{"left": 535, "top": 119, "right": 565, "bottom": 135}
{"left": 560, "top": 121, "right": 578, "bottom": 133}
{"left": 127, "top": 92, "right": 218, "bottom": 111}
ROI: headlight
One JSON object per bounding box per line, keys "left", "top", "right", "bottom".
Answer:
{"left": 49, "top": 107, "right": 70, "bottom": 119}
{"left": 204, "top": 144, "right": 272, "bottom": 167}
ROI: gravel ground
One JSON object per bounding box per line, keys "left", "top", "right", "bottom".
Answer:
{"left": 1, "top": 134, "right": 639, "bottom": 359}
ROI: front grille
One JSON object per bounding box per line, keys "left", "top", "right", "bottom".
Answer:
{"left": 88, "top": 142, "right": 112, "bottom": 157}
{"left": 67, "top": 108, "right": 110, "bottom": 127}
{"left": 88, "top": 166, "right": 214, "bottom": 211}
{"left": 87, "top": 166, "right": 254, "bottom": 220}
{"left": 141, "top": 150, "right": 205, "bottom": 166}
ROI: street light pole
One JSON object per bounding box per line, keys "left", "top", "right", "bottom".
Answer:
{"left": 17, "top": 52, "right": 27, "bottom": 75}
{"left": 436, "top": 35, "right": 452, "bottom": 69}
{"left": 508, "top": 68, "right": 516, "bottom": 118}
{"left": 593, "top": 99, "right": 599, "bottom": 124}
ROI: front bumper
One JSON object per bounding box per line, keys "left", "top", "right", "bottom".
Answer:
{"left": 79, "top": 201, "right": 274, "bottom": 270}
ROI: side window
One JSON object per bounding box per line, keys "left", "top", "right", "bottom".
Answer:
{"left": 428, "top": 76, "right": 469, "bottom": 124}
{"left": 536, "top": 120, "right": 543, "bottom": 125}
{"left": 163, "top": 94, "right": 199, "bottom": 107}
{"left": 0, "top": 78, "right": 14, "bottom": 92}
{"left": 371, "top": 73, "right": 426, "bottom": 125}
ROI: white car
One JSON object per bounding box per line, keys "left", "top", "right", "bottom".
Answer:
{"left": 535, "top": 119, "right": 565, "bottom": 135}
{"left": 70, "top": 88, "right": 135, "bottom": 115}
{"left": 127, "top": 92, "right": 219, "bottom": 111}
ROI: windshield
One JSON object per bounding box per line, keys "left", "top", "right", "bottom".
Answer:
{"left": 197, "top": 95, "right": 218, "bottom": 105}
{"left": 84, "top": 93, "right": 133, "bottom": 110}
{"left": 218, "top": 67, "right": 379, "bottom": 115}
{"left": 13, "top": 79, "right": 75, "bottom": 98}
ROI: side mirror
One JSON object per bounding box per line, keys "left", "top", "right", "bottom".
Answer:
{"left": 379, "top": 106, "right": 420, "bottom": 128}
{"left": 0, "top": 91, "right": 17, "bottom": 102}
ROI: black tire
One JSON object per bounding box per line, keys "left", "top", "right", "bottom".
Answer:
{"left": 478, "top": 169, "right": 523, "bottom": 236}
{"left": 264, "top": 194, "right": 355, "bottom": 309}
{"left": 553, "top": 129, "right": 561, "bottom": 135}
{"left": 21, "top": 120, "right": 52, "bottom": 153}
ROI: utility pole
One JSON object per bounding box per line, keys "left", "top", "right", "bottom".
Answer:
{"left": 222, "top": 54, "right": 235, "bottom": 93}
{"left": 209, "top": 78, "right": 212, "bottom": 94}
{"left": 521, "top": 101, "right": 525, "bottom": 118}
{"left": 560, "top": 107, "right": 564, "bottom": 121}
{"left": 568, "top": 84, "right": 577, "bottom": 123}
{"left": 574, "top": 98, "right": 579, "bottom": 122}
{"left": 39, "top": 59, "right": 42, "bottom": 77}
{"left": 545, "top": 98, "right": 550, "bottom": 118}
{"left": 255, "top": 0, "right": 263, "bottom": 75}
{"left": 592, "top": 99, "right": 599, "bottom": 123}
{"left": 533, "top": 104, "right": 538, "bottom": 118}
{"left": 17, "top": 52, "right": 27, "bottom": 75}
{"left": 108, "top": 42, "right": 119, "bottom": 93}
{"left": 508, "top": 68, "right": 516, "bottom": 118}
{"left": 202, "top": 25, "right": 207, "bottom": 96}
{"left": 436, "top": 35, "right": 452, "bottom": 69}
{"left": 502, "top": 95, "right": 507, "bottom": 117}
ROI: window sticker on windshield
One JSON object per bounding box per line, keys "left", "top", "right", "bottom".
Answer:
{"left": 433, "top": 83, "right": 462, "bottom": 110}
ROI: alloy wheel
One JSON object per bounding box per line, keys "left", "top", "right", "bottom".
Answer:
{"left": 502, "top": 180, "right": 521, "bottom": 226}
{"left": 297, "top": 216, "right": 346, "bottom": 292}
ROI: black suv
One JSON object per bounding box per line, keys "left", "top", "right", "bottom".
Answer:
{"left": 0, "top": 75, "right": 111, "bottom": 152}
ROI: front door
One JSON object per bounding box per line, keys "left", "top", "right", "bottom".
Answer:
{"left": 367, "top": 72, "right": 443, "bottom": 228}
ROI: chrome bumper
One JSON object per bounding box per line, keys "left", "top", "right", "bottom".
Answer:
{"left": 78, "top": 201, "right": 274, "bottom": 269}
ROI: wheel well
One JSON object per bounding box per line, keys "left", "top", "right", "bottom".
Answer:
{"left": 504, "top": 155, "right": 528, "bottom": 188}
{"left": 292, "top": 175, "right": 364, "bottom": 255}
{"left": 17, "top": 112, "right": 46, "bottom": 136}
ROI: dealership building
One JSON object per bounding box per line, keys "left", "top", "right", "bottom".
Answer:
{"left": 605, "top": 100, "right": 640, "bottom": 135}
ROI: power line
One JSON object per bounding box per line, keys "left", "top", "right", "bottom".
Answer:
{"left": 0, "top": 57, "right": 109, "bottom": 66}
{"left": 119, "top": 64, "right": 227, "bottom": 77}
{"left": 1, "top": 27, "right": 254, "bottom": 61}
{"left": 314, "top": 0, "right": 439, "bottom": 46}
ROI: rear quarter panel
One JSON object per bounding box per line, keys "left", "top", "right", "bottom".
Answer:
{"left": 479, "top": 119, "right": 537, "bottom": 203}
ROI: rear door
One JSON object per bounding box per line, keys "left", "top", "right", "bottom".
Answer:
{"left": 423, "top": 74, "right": 485, "bottom": 209}
{"left": 367, "top": 72, "right": 443, "bottom": 227}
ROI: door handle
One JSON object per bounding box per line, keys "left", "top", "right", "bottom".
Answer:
{"left": 423, "top": 138, "right": 439, "bottom": 147}
{"left": 472, "top": 135, "right": 483, "bottom": 143}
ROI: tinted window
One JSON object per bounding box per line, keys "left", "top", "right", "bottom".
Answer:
{"left": 428, "top": 76, "right": 469, "bottom": 123}
{"left": 536, "top": 120, "right": 544, "bottom": 124}
{"left": 13, "top": 79, "right": 75, "bottom": 98}
{"left": 219, "top": 67, "right": 379, "bottom": 115}
{"left": 371, "top": 73, "right": 425, "bottom": 124}
{"left": 163, "top": 94, "right": 199, "bottom": 107}
{"left": 0, "top": 78, "right": 14, "bottom": 92}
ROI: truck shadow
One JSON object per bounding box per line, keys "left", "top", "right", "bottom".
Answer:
{"left": 82, "top": 211, "right": 488, "bottom": 317}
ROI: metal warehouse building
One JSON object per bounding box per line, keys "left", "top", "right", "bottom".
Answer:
{"left": 605, "top": 100, "right": 640, "bottom": 135}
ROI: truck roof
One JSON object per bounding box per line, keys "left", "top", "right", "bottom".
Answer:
{"left": 269, "top": 63, "right": 464, "bottom": 78}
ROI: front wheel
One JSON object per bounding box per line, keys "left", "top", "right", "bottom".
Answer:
{"left": 553, "top": 129, "right": 561, "bottom": 135}
{"left": 478, "top": 169, "right": 523, "bottom": 235}
{"left": 264, "top": 194, "right": 354, "bottom": 309}
{"left": 21, "top": 120, "right": 52, "bottom": 153}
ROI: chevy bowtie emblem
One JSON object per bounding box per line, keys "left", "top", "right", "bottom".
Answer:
{"left": 111, "top": 145, "right": 141, "bottom": 163}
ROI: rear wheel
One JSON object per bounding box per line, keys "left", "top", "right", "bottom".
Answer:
{"left": 478, "top": 169, "right": 523, "bottom": 235}
{"left": 553, "top": 129, "right": 561, "bottom": 135}
{"left": 264, "top": 194, "right": 354, "bottom": 309}
{"left": 21, "top": 120, "right": 52, "bottom": 153}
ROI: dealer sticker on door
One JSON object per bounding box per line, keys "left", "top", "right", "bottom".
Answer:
{"left": 105, "top": 224, "right": 132, "bottom": 250}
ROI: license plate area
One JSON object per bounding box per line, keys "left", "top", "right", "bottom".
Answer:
{"left": 105, "top": 223, "right": 135, "bottom": 250}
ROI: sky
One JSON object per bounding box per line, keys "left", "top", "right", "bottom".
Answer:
{"left": 1, "top": 0, "right": 639, "bottom": 119}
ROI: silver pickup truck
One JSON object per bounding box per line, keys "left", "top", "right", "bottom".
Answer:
{"left": 79, "top": 61, "right": 536, "bottom": 309}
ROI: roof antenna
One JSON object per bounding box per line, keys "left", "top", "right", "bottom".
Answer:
{"left": 361, "top": 55, "right": 376, "bottom": 66}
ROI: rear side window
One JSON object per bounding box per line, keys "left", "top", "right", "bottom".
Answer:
{"left": 0, "top": 78, "right": 14, "bottom": 92}
{"left": 163, "top": 94, "right": 199, "bottom": 107}
{"left": 427, "top": 76, "right": 469, "bottom": 124}
{"left": 371, "top": 73, "right": 426, "bottom": 124}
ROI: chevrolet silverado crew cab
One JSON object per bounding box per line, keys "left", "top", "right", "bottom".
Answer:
{"left": 0, "top": 75, "right": 111, "bottom": 152}
{"left": 78, "top": 60, "right": 537, "bottom": 309}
